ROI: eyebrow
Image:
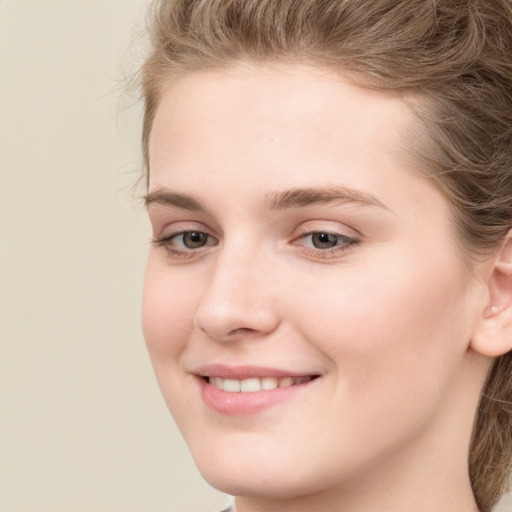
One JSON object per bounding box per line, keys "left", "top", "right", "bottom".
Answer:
{"left": 144, "top": 190, "right": 206, "bottom": 212}
{"left": 144, "top": 185, "right": 390, "bottom": 212}
{"left": 265, "top": 186, "right": 391, "bottom": 212}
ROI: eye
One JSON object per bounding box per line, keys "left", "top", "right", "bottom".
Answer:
{"left": 309, "top": 232, "right": 342, "bottom": 249}
{"left": 153, "top": 229, "right": 217, "bottom": 257}
{"left": 302, "top": 231, "right": 356, "bottom": 250}
{"left": 292, "top": 229, "right": 359, "bottom": 259}
{"left": 178, "top": 231, "right": 211, "bottom": 249}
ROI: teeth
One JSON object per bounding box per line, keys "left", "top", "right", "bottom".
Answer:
{"left": 208, "top": 376, "right": 314, "bottom": 393}
{"left": 223, "top": 379, "right": 241, "bottom": 392}
{"left": 240, "top": 378, "right": 261, "bottom": 392}
{"left": 211, "top": 377, "right": 224, "bottom": 389}
{"left": 278, "top": 377, "right": 293, "bottom": 388}
{"left": 261, "top": 377, "right": 278, "bottom": 390}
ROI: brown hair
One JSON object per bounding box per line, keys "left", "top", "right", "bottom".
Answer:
{"left": 138, "top": 1, "right": 512, "bottom": 510}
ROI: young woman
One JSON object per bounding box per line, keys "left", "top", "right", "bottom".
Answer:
{"left": 138, "top": 1, "right": 512, "bottom": 511}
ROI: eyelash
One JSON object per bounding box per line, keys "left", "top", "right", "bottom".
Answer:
{"left": 153, "top": 229, "right": 359, "bottom": 260}
{"left": 153, "top": 231, "right": 218, "bottom": 259}
{"left": 291, "top": 231, "right": 359, "bottom": 259}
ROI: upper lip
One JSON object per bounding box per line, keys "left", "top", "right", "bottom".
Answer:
{"left": 195, "top": 364, "right": 320, "bottom": 379}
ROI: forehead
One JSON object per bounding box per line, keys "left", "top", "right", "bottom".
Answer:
{"left": 146, "top": 62, "right": 449, "bottom": 235}
{"left": 148, "top": 63, "right": 417, "bottom": 187}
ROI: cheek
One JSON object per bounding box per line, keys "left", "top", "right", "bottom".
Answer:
{"left": 141, "top": 256, "right": 199, "bottom": 369}
{"left": 293, "top": 251, "right": 471, "bottom": 409}
{"left": 284, "top": 260, "right": 473, "bottom": 462}
{"left": 141, "top": 258, "right": 207, "bottom": 423}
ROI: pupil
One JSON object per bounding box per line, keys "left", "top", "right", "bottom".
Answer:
{"left": 312, "top": 232, "right": 338, "bottom": 249}
{"left": 184, "top": 232, "right": 206, "bottom": 248}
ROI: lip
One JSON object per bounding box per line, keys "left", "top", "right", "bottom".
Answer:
{"left": 195, "top": 364, "right": 320, "bottom": 415}
{"left": 196, "top": 364, "right": 316, "bottom": 379}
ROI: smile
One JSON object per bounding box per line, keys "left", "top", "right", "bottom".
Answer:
{"left": 207, "top": 375, "right": 316, "bottom": 393}
{"left": 198, "top": 369, "right": 320, "bottom": 415}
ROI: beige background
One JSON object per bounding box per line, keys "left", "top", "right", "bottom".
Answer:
{"left": 0, "top": 1, "right": 510, "bottom": 512}
{"left": 0, "top": 1, "right": 229, "bottom": 511}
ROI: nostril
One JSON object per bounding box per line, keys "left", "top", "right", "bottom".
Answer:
{"left": 227, "top": 327, "right": 257, "bottom": 336}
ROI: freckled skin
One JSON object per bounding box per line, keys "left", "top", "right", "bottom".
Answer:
{"left": 142, "top": 64, "right": 488, "bottom": 512}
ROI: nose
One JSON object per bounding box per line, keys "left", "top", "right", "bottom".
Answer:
{"left": 193, "top": 247, "right": 280, "bottom": 342}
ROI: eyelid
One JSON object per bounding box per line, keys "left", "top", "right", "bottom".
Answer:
{"left": 292, "top": 219, "right": 360, "bottom": 240}
{"left": 291, "top": 234, "right": 359, "bottom": 260}
{"left": 154, "top": 230, "right": 217, "bottom": 247}
{"left": 152, "top": 219, "right": 214, "bottom": 240}
{"left": 290, "top": 222, "right": 360, "bottom": 259}
{"left": 151, "top": 221, "right": 219, "bottom": 259}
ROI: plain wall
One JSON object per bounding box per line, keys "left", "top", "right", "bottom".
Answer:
{"left": 1, "top": 1, "right": 510, "bottom": 512}
{"left": 0, "top": 1, "right": 229, "bottom": 511}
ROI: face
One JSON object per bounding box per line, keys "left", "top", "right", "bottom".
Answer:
{"left": 143, "top": 64, "right": 486, "bottom": 505}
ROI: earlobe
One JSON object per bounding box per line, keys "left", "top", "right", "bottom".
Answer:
{"left": 471, "top": 231, "right": 512, "bottom": 357}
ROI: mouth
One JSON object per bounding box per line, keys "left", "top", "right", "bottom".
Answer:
{"left": 205, "top": 375, "right": 318, "bottom": 393}
{"left": 196, "top": 366, "right": 321, "bottom": 415}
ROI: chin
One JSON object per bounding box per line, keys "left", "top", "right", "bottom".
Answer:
{"left": 186, "top": 435, "right": 305, "bottom": 498}
{"left": 189, "top": 435, "right": 346, "bottom": 502}
{"left": 199, "top": 464, "right": 312, "bottom": 500}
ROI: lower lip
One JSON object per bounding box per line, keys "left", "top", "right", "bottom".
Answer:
{"left": 199, "top": 378, "right": 316, "bottom": 415}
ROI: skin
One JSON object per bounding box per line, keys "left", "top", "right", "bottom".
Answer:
{"left": 142, "top": 64, "right": 493, "bottom": 512}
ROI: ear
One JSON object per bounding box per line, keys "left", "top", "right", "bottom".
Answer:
{"left": 470, "top": 230, "right": 512, "bottom": 357}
